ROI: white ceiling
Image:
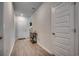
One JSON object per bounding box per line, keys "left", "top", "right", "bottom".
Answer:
{"left": 14, "top": 2, "right": 42, "bottom": 17}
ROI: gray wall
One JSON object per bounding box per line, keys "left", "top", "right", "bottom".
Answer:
{"left": 31, "top": 2, "right": 60, "bottom": 54}
{"left": 3, "top": 2, "right": 16, "bottom": 56}
{"left": 0, "top": 2, "right": 3, "bottom": 56}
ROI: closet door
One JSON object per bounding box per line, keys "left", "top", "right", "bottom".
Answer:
{"left": 51, "top": 2, "right": 75, "bottom": 56}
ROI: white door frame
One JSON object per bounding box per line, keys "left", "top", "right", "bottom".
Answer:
{"left": 74, "top": 2, "right": 79, "bottom": 56}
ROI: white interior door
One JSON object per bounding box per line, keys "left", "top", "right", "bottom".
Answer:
{"left": 51, "top": 2, "right": 75, "bottom": 56}
{"left": 16, "top": 16, "right": 28, "bottom": 38}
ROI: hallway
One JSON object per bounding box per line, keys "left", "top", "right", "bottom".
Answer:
{"left": 0, "top": 2, "right": 79, "bottom": 56}
{"left": 11, "top": 39, "right": 50, "bottom": 56}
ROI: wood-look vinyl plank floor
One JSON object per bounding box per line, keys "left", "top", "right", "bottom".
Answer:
{"left": 11, "top": 39, "right": 51, "bottom": 56}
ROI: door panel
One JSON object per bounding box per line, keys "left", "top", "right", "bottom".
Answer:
{"left": 16, "top": 16, "right": 29, "bottom": 38}
{"left": 55, "top": 33, "right": 71, "bottom": 39}
{"left": 51, "top": 2, "right": 75, "bottom": 56}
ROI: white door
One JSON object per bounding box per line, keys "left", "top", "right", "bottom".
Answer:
{"left": 16, "top": 16, "right": 29, "bottom": 38}
{"left": 51, "top": 2, "right": 75, "bottom": 56}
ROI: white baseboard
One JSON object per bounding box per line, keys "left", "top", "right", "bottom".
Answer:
{"left": 37, "top": 42, "right": 52, "bottom": 54}
{"left": 9, "top": 39, "right": 16, "bottom": 56}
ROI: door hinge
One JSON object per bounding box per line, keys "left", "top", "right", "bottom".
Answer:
{"left": 74, "top": 28, "right": 76, "bottom": 33}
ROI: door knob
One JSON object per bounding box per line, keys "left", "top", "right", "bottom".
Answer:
{"left": 52, "top": 33, "right": 55, "bottom": 35}
{"left": 0, "top": 37, "right": 2, "bottom": 39}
